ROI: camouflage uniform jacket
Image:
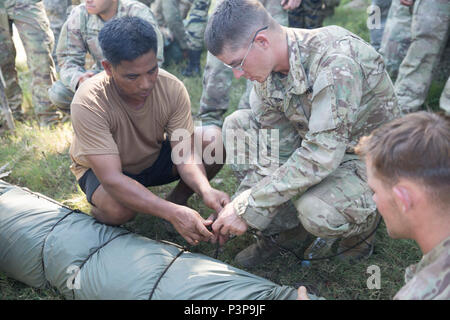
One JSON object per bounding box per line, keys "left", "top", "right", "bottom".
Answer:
{"left": 394, "top": 236, "right": 450, "bottom": 300}
{"left": 56, "top": 0, "right": 164, "bottom": 92}
{"left": 232, "top": 26, "right": 399, "bottom": 230}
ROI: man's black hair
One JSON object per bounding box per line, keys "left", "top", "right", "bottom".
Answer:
{"left": 98, "top": 16, "right": 158, "bottom": 66}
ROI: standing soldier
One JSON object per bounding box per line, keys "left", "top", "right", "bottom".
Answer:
{"left": 0, "top": 0, "right": 58, "bottom": 126}
{"left": 391, "top": 0, "right": 449, "bottom": 114}
{"left": 48, "top": 0, "right": 164, "bottom": 114}
{"left": 205, "top": 0, "right": 400, "bottom": 266}
{"left": 151, "top": 0, "right": 211, "bottom": 76}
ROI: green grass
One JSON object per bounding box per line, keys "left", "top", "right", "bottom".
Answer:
{"left": 0, "top": 1, "right": 444, "bottom": 300}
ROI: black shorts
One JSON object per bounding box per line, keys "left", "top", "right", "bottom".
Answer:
{"left": 78, "top": 140, "right": 179, "bottom": 205}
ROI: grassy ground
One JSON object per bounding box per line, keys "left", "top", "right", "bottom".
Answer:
{"left": 0, "top": 0, "right": 445, "bottom": 300}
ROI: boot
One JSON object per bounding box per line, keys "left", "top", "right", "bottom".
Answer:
{"left": 303, "top": 237, "right": 337, "bottom": 260}
{"left": 336, "top": 213, "right": 381, "bottom": 262}
{"left": 181, "top": 49, "right": 202, "bottom": 77}
{"left": 234, "top": 224, "right": 309, "bottom": 268}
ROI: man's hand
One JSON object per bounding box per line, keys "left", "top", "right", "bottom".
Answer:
{"left": 297, "top": 286, "right": 310, "bottom": 300}
{"left": 169, "top": 205, "right": 213, "bottom": 245}
{"left": 281, "top": 0, "right": 302, "bottom": 10}
{"left": 212, "top": 203, "right": 248, "bottom": 246}
{"left": 77, "top": 71, "right": 95, "bottom": 88}
{"left": 202, "top": 188, "right": 231, "bottom": 214}
{"left": 400, "top": 0, "right": 414, "bottom": 6}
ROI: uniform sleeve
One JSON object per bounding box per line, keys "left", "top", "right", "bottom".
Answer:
{"left": 56, "top": 6, "right": 88, "bottom": 92}
{"left": 233, "top": 55, "right": 364, "bottom": 230}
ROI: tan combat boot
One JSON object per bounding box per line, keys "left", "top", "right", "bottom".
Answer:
{"left": 234, "top": 224, "right": 309, "bottom": 268}
{"left": 337, "top": 213, "right": 382, "bottom": 262}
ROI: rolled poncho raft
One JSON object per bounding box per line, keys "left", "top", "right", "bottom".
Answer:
{"left": 0, "top": 180, "right": 314, "bottom": 300}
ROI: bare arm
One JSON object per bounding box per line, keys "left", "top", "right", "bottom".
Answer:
{"left": 171, "top": 134, "right": 229, "bottom": 213}
{"left": 85, "top": 153, "right": 213, "bottom": 245}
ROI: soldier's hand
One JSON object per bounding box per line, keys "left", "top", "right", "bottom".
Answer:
{"left": 169, "top": 205, "right": 213, "bottom": 245}
{"left": 77, "top": 71, "right": 96, "bottom": 88}
{"left": 400, "top": 0, "right": 414, "bottom": 6}
{"left": 281, "top": 0, "right": 302, "bottom": 10}
{"left": 212, "top": 203, "right": 248, "bottom": 246}
{"left": 202, "top": 188, "right": 230, "bottom": 214}
{"left": 297, "top": 286, "right": 310, "bottom": 300}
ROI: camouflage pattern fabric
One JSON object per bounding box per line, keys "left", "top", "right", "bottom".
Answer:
{"left": 379, "top": 0, "right": 412, "bottom": 78}
{"left": 43, "top": 0, "right": 77, "bottom": 65}
{"left": 0, "top": 67, "right": 16, "bottom": 132}
{"left": 223, "top": 26, "right": 399, "bottom": 238}
{"left": 368, "top": 0, "right": 391, "bottom": 51}
{"left": 49, "top": 0, "right": 164, "bottom": 112}
{"left": 394, "top": 0, "right": 450, "bottom": 114}
{"left": 152, "top": 0, "right": 193, "bottom": 50}
{"left": 185, "top": 0, "right": 211, "bottom": 51}
{"left": 440, "top": 76, "right": 450, "bottom": 114}
{"left": 288, "top": 0, "right": 340, "bottom": 29}
{"left": 0, "top": 0, "right": 58, "bottom": 126}
{"left": 394, "top": 236, "right": 450, "bottom": 300}
{"left": 198, "top": 0, "right": 288, "bottom": 128}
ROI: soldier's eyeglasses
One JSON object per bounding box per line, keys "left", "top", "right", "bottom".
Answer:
{"left": 223, "top": 26, "right": 269, "bottom": 72}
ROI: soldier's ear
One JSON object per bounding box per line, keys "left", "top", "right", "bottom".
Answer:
{"left": 102, "top": 60, "right": 113, "bottom": 76}
{"left": 254, "top": 33, "right": 270, "bottom": 49}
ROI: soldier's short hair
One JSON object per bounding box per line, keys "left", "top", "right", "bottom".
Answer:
{"left": 356, "top": 111, "right": 450, "bottom": 207}
{"left": 98, "top": 16, "right": 158, "bottom": 66}
{"left": 204, "top": 0, "right": 275, "bottom": 56}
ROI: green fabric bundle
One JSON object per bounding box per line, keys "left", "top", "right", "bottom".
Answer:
{"left": 0, "top": 180, "right": 309, "bottom": 300}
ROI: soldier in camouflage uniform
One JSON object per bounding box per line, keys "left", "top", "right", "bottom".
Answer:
{"left": 0, "top": 0, "right": 58, "bottom": 126}
{"left": 288, "top": 0, "right": 340, "bottom": 29}
{"left": 299, "top": 112, "right": 450, "bottom": 300}
{"left": 198, "top": 0, "right": 289, "bottom": 128}
{"left": 204, "top": 0, "right": 400, "bottom": 266}
{"left": 43, "top": 0, "right": 81, "bottom": 66}
{"left": 392, "top": 0, "right": 449, "bottom": 114}
{"left": 151, "top": 0, "right": 210, "bottom": 76}
{"left": 48, "top": 0, "right": 164, "bottom": 113}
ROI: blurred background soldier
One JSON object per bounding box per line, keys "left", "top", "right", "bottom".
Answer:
{"left": 43, "top": 0, "right": 81, "bottom": 67}
{"left": 288, "top": 0, "right": 340, "bottom": 29}
{"left": 390, "top": 0, "right": 449, "bottom": 114}
{"left": 151, "top": 0, "right": 211, "bottom": 76}
{"left": 0, "top": 0, "right": 58, "bottom": 126}
{"left": 48, "top": 0, "right": 164, "bottom": 114}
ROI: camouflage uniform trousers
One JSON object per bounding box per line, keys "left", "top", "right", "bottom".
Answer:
{"left": 185, "top": 0, "right": 210, "bottom": 51}
{"left": 368, "top": 0, "right": 392, "bottom": 51}
{"left": 198, "top": 0, "right": 288, "bottom": 128}
{"left": 393, "top": 0, "right": 450, "bottom": 114}
{"left": 222, "top": 108, "right": 379, "bottom": 238}
{"left": 43, "top": 0, "right": 79, "bottom": 66}
{"left": 152, "top": 0, "right": 194, "bottom": 50}
{"left": 440, "top": 76, "right": 450, "bottom": 114}
{"left": 0, "top": 0, "right": 58, "bottom": 126}
{"left": 288, "top": 0, "right": 340, "bottom": 29}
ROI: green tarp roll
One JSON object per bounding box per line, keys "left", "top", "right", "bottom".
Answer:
{"left": 0, "top": 180, "right": 312, "bottom": 300}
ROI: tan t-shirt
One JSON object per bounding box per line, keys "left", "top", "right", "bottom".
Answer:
{"left": 69, "top": 69, "right": 194, "bottom": 181}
